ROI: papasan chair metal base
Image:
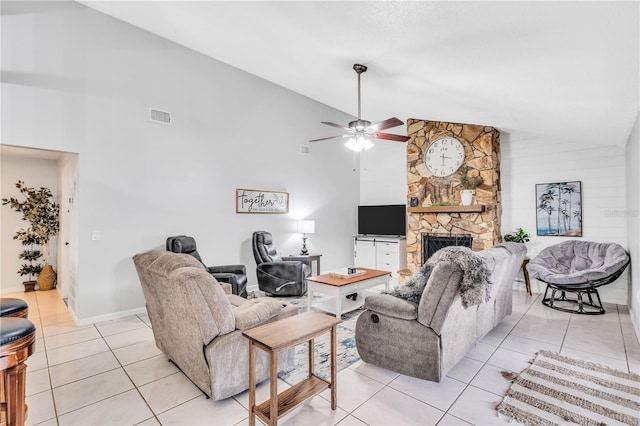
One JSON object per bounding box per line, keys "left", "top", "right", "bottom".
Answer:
{"left": 528, "top": 241, "right": 630, "bottom": 315}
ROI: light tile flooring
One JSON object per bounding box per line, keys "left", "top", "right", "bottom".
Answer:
{"left": 5, "top": 288, "right": 639, "bottom": 426}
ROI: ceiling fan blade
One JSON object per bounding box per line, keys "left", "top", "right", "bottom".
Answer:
{"left": 321, "top": 122, "right": 352, "bottom": 132}
{"left": 371, "top": 132, "right": 410, "bottom": 142}
{"left": 309, "top": 134, "right": 346, "bottom": 143}
{"left": 366, "top": 117, "right": 405, "bottom": 132}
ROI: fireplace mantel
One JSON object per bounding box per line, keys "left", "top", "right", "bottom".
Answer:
{"left": 408, "top": 205, "right": 485, "bottom": 214}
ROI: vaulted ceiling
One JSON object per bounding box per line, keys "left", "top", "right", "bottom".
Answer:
{"left": 78, "top": 1, "right": 639, "bottom": 146}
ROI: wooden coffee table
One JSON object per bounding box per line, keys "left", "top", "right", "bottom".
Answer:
{"left": 307, "top": 268, "right": 391, "bottom": 318}
{"left": 242, "top": 311, "right": 341, "bottom": 426}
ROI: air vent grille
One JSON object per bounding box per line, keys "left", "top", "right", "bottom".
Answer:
{"left": 149, "top": 108, "right": 171, "bottom": 125}
{"left": 300, "top": 145, "right": 311, "bottom": 155}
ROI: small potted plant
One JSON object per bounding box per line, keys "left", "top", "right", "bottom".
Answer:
{"left": 503, "top": 228, "right": 530, "bottom": 243}
{"left": 455, "top": 166, "right": 483, "bottom": 206}
{"left": 2, "top": 180, "right": 60, "bottom": 291}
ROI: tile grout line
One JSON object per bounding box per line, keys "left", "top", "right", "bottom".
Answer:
{"left": 435, "top": 291, "right": 541, "bottom": 424}
{"left": 34, "top": 291, "right": 60, "bottom": 426}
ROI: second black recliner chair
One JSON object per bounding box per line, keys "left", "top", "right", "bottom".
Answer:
{"left": 166, "top": 235, "right": 248, "bottom": 298}
{"left": 252, "top": 231, "right": 309, "bottom": 296}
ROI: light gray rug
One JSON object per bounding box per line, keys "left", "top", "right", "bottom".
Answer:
{"left": 497, "top": 350, "right": 640, "bottom": 426}
{"left": 263, "top": 291, "right": 371, "bottom": 386}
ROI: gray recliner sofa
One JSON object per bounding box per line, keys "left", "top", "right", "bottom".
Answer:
{"left": 133, "top": 250, "right": 298, "bottom": 400}
{"left": 355, "top": 242, "right": 526, "bottom": 382}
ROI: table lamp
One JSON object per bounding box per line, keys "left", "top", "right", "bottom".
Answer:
{"left": 297, "top": 219, "right": 315, "bottom": 255}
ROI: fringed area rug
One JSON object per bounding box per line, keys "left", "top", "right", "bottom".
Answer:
{"left": 497, "top": 350, "right": 640, "bottom": 426}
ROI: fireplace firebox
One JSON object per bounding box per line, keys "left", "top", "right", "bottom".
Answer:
{"left": 422, "top": 233, "right": 472, "bottom": 265}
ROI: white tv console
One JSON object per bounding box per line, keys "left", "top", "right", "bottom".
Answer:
{"left": 353, "top": 235, "right": 407, "bottom": 278}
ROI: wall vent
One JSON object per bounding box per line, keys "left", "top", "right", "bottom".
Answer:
{"left": 149, "top": 108, "right": 171, "bottom": 125}
{"left": 300, "top": 145, "right": 311, "bottom": 155}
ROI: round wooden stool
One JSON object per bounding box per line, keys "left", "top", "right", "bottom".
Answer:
{"left": 0, "top": 318, "right": 36, "bottom": 426}
{"left": 0, "top": 300, "right": 29, "bottom": 319}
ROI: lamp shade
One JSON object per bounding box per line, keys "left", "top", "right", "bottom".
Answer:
{"left": 297, "top": 219, "right": 315, "bottom": 234}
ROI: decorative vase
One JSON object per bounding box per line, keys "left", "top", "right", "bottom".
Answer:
{"left": 460, "top": 189, "right": 474, "bottom": 206}
{"left": 37, "top": 264, "right": 57, "bottom": 291}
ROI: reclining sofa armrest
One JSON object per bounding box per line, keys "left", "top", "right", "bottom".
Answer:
{"left": 208, "top": 264, "right": 246, "bottom": 275}
{"left": 282, "top": 255, "right": 310, "bottom": 266}
{"left": 364, "top": 294, "right": 418, "bottom": 320}
{"left": 209, "top": 272, "right": 238, "bottom": 286}
{"left": 233, "top": 298, "right": 283, "bottom": 330}
{"left": 258, "top": 261, "right": 304, "bottom": 277}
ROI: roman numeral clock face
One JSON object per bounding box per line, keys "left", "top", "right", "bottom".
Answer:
{"left": 424, "top": 137, "right": 465, "bottom": 177}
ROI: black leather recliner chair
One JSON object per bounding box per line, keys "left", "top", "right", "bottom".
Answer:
{"left": 166, "top": 235, "right": 248, "bottom": 298}
{"left": 252, "top": 231, "right": 309, "bottom": 296}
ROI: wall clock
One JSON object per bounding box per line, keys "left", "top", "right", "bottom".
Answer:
{"left": 424, "top": 137, "right": 465, "bottom": 177}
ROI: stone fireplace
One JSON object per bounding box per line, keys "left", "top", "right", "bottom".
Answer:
{"left": 405, "top": 119, "right": 501, "bottom": 273}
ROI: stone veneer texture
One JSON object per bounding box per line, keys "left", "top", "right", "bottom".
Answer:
{"left": 406, "top": 119, "right": 501, "bottom": 272}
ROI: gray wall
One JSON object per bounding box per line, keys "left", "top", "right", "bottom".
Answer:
{"left": 1, "top": 1, "right": 357, "bottom": 322}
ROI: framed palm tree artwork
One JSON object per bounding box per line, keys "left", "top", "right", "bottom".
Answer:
{"left": 536, "top": 181, "right": 582, "bottom": 237}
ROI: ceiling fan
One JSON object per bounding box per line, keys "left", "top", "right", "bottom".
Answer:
{"left": 310, "top": 64, "right": 410, "bottom": 151}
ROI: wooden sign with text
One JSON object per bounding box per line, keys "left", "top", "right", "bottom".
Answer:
{"left": 236, "top": 189, "right": 289, "bottom": 214}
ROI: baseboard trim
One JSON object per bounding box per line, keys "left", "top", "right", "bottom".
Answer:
{"left": 73, "top": 306, "right": 148, "bottom": 326}
{"left": 630, "top": 306, "right": 640, "bottom": 345}
{"left": 1, "top": 285, "right": 28, "bottom": 294}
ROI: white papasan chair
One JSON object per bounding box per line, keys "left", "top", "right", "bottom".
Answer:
{"left": 527, "top": 240, "right": 630, "bottom": 314}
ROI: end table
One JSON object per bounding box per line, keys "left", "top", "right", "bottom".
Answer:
{"left": 242, "top": 311, "right": 341, "bottom": 425}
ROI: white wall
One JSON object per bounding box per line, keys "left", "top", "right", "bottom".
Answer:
{"left": 625, "top": 113, "right": 639, "bottom": 332}
{"left": 359, "top": 142, "right": 406, "bottom": 205}
{"left": 1, "top": 155, "right": 60, "bottom": 292}
{"left": 501, "top": 134, "right": 629, "bottom": 304}
{"left": 1, "top": 1, "right": 357, "bottom": 322}
{"left": 361, "top": 127, "right": 631, "bottom": 304}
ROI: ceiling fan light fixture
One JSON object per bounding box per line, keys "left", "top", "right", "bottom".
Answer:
{"left": 309, "top": 63, "right": 409, "bottom": 147}
{"left": 344, "top": 135, "right": 373, "bottom": 152}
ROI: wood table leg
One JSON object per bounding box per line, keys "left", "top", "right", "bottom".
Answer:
{"left": 269, "top": 352, "right": 278, "bottom": 426}
{"left": 330, "top": 325, "right": 337, "bottom": 410}
{"left": 248, "top": 341, "right": 255, "bottom": 426}
{"left": 308, "top": 338, "right": 314, "bottom": 378}
{"left": 522, "top": 258, "right": 532, "bottom": 295}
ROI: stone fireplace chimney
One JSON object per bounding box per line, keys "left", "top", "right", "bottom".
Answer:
{"left": 405, "top": 119, "right": 501, "bottom": 273}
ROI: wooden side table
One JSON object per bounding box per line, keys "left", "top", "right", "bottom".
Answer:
{"left": 522, "top": 257, "right": 532, "bottom": 295}
{"left": 286, "top": 253, "right": 322, "bottom": 275}
{"left": 242, "top": 311, "right": 341, "bottom": 426}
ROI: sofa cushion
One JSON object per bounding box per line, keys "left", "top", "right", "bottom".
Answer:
{"left": 417, "top": 263, "right": 463, "bottom": 333}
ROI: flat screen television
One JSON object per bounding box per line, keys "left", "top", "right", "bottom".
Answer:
{"left": 358, "top": 204, "right": 406, "bottom": 236}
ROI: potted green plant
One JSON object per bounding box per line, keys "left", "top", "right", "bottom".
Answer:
{"left": 2, "top": 180, "right": 60, "bottom": 291}
{"left": 503, "top": 228, "right": 530, "bottom": 243}
{"left": 455, "top": 166, "right": 484, "bottom": 206}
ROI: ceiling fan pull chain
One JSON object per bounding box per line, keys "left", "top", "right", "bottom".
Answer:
{"left": 362, "top": 149, "right": 367, "bottom": 173}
